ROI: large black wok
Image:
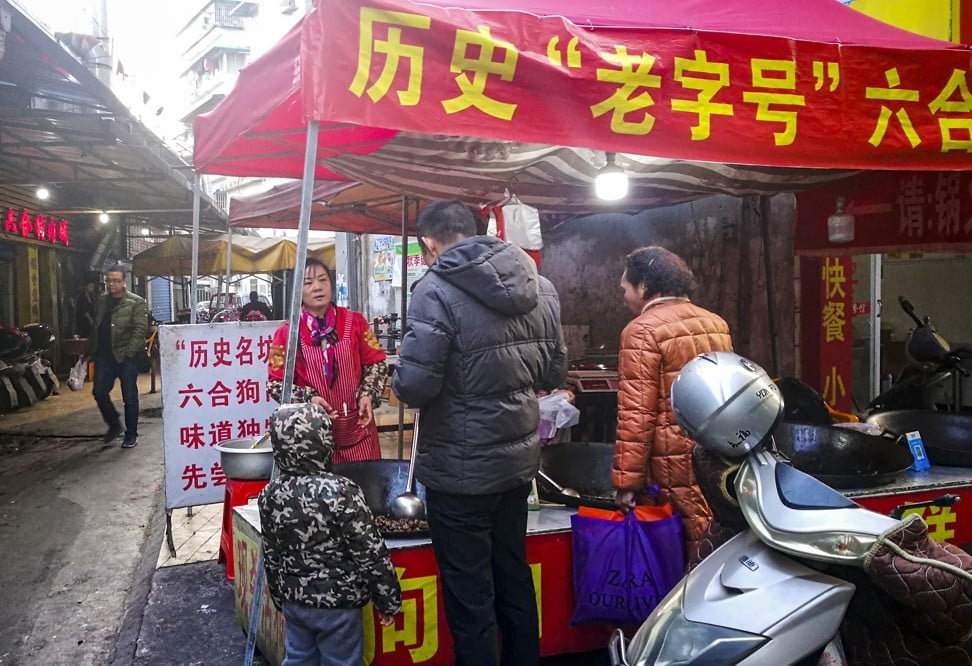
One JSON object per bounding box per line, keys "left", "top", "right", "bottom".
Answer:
{"left": 865, "top": 410, "right": 972, "bottom": 467}
{"left": 333, "top": 460, "right": 429, "bottom": 535}
{"left": 538, "top": 441, "right": 616, "bottom": 509}
{"left": 772, "top": 421, "right": 913, "bottom": 488}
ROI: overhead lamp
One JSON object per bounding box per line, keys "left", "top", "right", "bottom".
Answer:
{"left": 827, "top": 196, "right": 855, "bottom": 243}
{"left": 140, "top": 227, "right": 150, "bottom": 236}
{"left": 98, "top": 212, "right": 110, "bottom": 224}
{"left": 595, "top": 152, "right": 628, "bottom": 201}
{"left": 36, "top": 186, "right": 50, "bottom": 200}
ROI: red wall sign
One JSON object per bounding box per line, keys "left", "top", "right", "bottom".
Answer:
{"left": 800, "top": 256, "right": 855, "bottom": 412}
{"left": 796, "top": 170, "right": 972, "bottom": 256}
{"left": 3, "top": 207, "right": 70, "bottom": 247}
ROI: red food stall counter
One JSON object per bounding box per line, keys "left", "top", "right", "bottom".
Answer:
{"left": 232, "top": 504, "right": 613, "bottom": 665}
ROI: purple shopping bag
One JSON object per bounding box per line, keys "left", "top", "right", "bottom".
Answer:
{"left": 569, "top": 509, "right": 685, "bottom": 626}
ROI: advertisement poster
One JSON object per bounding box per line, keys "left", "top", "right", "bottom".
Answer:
{"left": 160, "top": 321, "right": 280, "bottom": 509}
{"left": 372, "top": 235, "right": 394, "bottom": 282}
{"left": 391, "top": 240, "right": 428, "bottom": 290}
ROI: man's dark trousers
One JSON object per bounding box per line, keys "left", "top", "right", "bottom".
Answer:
{"left": 92, "top": 352, "right": 139, "bottom": 440}
{"left": 426, "top": 482, "right": 539, "bottom": 666}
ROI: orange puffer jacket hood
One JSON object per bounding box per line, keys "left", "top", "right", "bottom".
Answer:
{"left": 612, "top": 297, "right": 732, "bottom": 556}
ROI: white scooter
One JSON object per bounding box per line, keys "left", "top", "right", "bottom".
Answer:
{"left": 607, "top": 351, "right": 944, "bottom": 666}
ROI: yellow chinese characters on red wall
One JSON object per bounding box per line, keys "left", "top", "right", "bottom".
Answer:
{"left": 819, "top": 258, "right": 853, "bottom": 411}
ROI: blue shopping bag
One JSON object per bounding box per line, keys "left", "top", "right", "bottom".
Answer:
{"left": 569, "top": 506, "right": 684, "bottom": 626}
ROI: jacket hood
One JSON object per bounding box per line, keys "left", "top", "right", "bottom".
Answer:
{"left": 430, "top": 236, "right": 539, "bottom": 315}
{"left": 270, "top": 402, "right": 334, "bottom": 475}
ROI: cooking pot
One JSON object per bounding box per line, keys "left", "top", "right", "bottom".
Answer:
{"left": 771, "top": 421, "right": 913, "bottom": 488}
{"left": 333, "top": 460, "right": 429, "bottom": 535}
{"left": 215, "top": 438, "right": 274, "bottom": 480}
{"left": 865, "top": 409, "right": 972, "bottom": 467}
{"left": 537, "top": 441, "right": 616, "bottom": 509}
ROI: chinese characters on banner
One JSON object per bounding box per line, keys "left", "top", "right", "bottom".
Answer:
{"left": 306, "top": 0, "right": 972, "bottom": 170}
{"left": 818, "top": 257, "right": 854, "bottom": 412}
{"left": 160, "top": 322, "right": 280, "bottom": 509}
{"left": 796, "top": 170, "right": 972, "bottom": 256}
{"left": 391, "top": 240, "right": 428, "bottom": 291}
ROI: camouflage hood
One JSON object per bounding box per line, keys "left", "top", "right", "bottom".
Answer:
{"left": 270, "top": 402, "right": 335, "bottom": 475}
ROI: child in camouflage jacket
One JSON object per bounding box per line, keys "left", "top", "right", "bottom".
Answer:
{"left": 258, "top": 402, "right": 401, "bottom": 665}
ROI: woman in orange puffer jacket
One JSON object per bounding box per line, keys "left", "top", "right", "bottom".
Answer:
{"left": 612, "top": 246, "right": 733, "bottom": 558}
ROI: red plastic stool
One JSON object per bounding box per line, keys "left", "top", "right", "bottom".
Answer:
{"left": 218, "top": 479, "right": 268, "bottom": 581}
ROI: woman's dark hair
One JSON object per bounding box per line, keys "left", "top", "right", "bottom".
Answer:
{"left": 303, "top": 258, "right": 334, "bottom": 284}
{"left": 623, "top": 246, "right": 696, "bottom": 299}
{"left": 416, "top": 199, "right": 477, "bottom": 246}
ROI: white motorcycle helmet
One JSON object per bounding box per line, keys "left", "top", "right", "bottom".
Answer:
{"left": 671, "top": 351, "right": 783, "bottom": 458}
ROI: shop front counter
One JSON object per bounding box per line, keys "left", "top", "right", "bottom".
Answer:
{"left": 845, "top": 465, "right": 972, "bottom": 549}
{"left": 232, "top": 505, "right": 613, "bottom": 665}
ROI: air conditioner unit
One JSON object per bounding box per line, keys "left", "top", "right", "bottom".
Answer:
{"left": 280, "top": 0, "right": 297, "bottom": 14}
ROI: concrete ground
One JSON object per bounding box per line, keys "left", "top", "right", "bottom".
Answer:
{"left": 0, "top": 372, "right": 165, "bottom": 665}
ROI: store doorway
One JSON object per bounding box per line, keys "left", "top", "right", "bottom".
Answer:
{"left": 852, "top": 252, "right": 972, "bottom": 410}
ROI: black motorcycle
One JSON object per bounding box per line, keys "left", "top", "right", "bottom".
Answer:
{"left": 0, "top": 323, "right": 59, "bottom": 412}
{"left": 867, "top": 296, "right": 972, "bottom": 413}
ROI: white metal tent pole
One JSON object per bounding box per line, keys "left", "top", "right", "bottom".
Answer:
{"left": 190, "top": 174, "right": 200, "bottom": 325}
{"left": 243, "top": 120, "right": 320, "bottom": 666}
{"left": 280, "top": 120, "right": 320, "bottom": 403}
{"left": 225, "top": 226, "right": 233, "bottom": 299}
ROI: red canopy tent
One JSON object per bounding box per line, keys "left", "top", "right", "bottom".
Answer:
{"left": 195, "top": 0, "right": 972, "bottom": 204}
{"left": 228, "top": 180, "right": 419, "bottom": 234}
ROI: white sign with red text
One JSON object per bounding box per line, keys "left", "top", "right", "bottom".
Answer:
{"left": 160, "top": 322, "right": 280, "bottom": 509}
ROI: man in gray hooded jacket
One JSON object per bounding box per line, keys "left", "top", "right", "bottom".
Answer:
{"left": 393, "top": 199, "right": 566, "bottom": 666}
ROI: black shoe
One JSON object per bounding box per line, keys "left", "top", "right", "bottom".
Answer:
{"left": 121, "top": 437, "right": 137, "bottom": 449}
{"left": 103, "top": 422, "right": 123, "bottom": 443}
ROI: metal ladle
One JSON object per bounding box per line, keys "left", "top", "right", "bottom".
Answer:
{"left": 390, "top": 413, "right": 425, "bottom": 519}
{"left": 536, "top": 468, "right": 581, "bottom": 498}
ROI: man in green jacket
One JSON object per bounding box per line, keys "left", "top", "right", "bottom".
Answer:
{"left": 84, "top": 264, "right": 148, "bottom": 448}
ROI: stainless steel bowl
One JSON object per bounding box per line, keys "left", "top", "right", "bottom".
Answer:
{"left": 215, "top": 437, "right": 273, "bottom": 480}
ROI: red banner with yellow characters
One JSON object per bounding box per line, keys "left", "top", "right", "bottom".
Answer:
{"left": 814, "top": 257, "right": 855, "bottom": 412}
{"left": 305, "top": 0, "right": 972, "bottom": 170}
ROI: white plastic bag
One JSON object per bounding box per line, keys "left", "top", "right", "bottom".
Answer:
{"left": 67, "top": 356, "right": 87, "bottom": 391}
{"left": 538, "top": 391, "right": 581, "bottom": 439}
{"left": 484, "top": 195, "right": 543, "bottom": 251}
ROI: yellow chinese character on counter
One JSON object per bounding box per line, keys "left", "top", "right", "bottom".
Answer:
{"left": 919, "top": 504, "right": 958, "bottom": 542}
{"left": 865, "top": 68, "right": 920, "bottom": 148}
{"left": 590, "top": 46, "right": 661, "bottom": 135}
{"left": 822, "top": 302, "right": 846, "bottom": 342}
{"left": 441, "top": 25, "right": 518, "bottom": 120}
{"left": 671, "top": 50, "right": 733, "bottom": 140}
{"left": 928, "top": 69, "right": 972, "bottom": 153}
{"left": 742, "top": 59, "right": 806, "bottom": 146}
{"left": 350, "top": 8, "right": 431, "bottom": 106}
{"left": 822, "top": 366, "right": 846, "bottom": 405}
{"left": 363, "top": 567, "right": 439, "bottom": 661}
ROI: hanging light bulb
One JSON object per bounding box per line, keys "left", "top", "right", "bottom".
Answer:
{"left": 98, "top": 212, "right": 110, "bottom": 224}
{"left": 827, "top": 196, "right": 855, "bottom": 243}
{"left": 595, "top": 152, "right": 628, "bottom": 201}
{"left": 36, "top": 186, "right": 50, "bottom": 200}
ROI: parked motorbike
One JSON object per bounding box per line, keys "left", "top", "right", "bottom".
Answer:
{"left": 0, "top": 323, "right": 59, "bottom": 412}
{"left": 867, "top": 295, "right": 972, "bottom": 412}
{"left": 607, "top": 351, "right": 969, "bottom": 666}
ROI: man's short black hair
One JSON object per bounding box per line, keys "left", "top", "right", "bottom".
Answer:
{"left": 249, "top": 290, "right": 259, "bottom": 301}
{"left": 623, "top": 246, "right": 696, "bottom": 298}
{"left": 103, "top": 264, "right": 127, "bottom": 278}
{"left": 416, "top": 199, "right": 477, "bottom": 246}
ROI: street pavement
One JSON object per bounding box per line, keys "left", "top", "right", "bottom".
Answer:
{"left": 0, "top": 373, "right": 610, "bottom": 665}
{"left": 0, "top": 373, "right": 165, "bottom": 665}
